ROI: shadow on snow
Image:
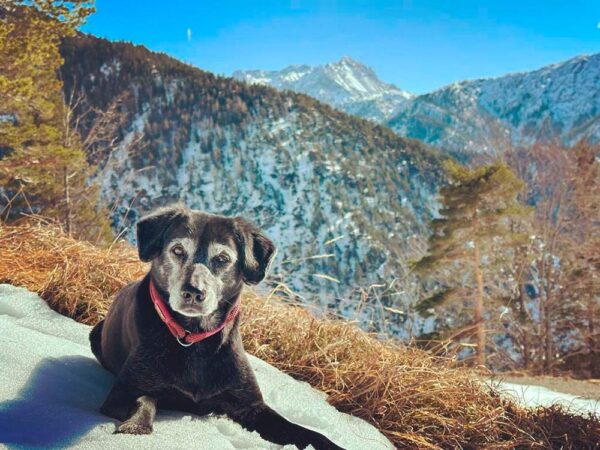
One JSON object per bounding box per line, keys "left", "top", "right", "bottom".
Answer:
{"left": 0, "top": 355, "right": 113, "bottom": 448}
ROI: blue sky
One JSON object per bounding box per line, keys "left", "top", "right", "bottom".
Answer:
{"left": 83, "top": 1, "right": 600, "bottom": 94}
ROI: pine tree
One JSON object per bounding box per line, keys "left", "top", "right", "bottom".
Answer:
{"left": 0, "top": 1, "right": 110, "bottom": 241}
{"left": 414, "top": 160, "right": 529, "bottom": 367}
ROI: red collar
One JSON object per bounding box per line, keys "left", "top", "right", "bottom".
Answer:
{"left": 149, "top": 278, "right": 240, "bottom": 347}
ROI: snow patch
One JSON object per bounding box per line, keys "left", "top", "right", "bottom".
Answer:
{"left": 494, "top": 381, "right": 600, "bottom": 416}
{"left": 0, "top": 284, "right": 392, "bottom": 449}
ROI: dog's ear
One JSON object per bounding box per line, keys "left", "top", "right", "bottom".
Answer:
{"left": 234, "top": 218, "right": 276, "bottom": 285}
{"left": 136, "top": 206, "right": 186, "bottom": 262}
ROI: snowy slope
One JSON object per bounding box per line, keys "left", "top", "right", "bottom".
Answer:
{"left": 388, "top": 54, "right": 600, "bottom": 160}
{"left": 0, "top": 284, "right": 392, "bottom": 449}
{"left": 233, "top": 57, "right": 413, "bottom": 122}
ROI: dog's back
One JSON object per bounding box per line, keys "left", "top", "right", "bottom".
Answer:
{"left": 89, "top": 319, "right": 106, "bottom": 367}
{"left": 89, "top": 280, "right": 141, "bottom": 375}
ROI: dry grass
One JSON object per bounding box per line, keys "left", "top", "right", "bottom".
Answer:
{"left": 0, "top": 224, "right": 147, "bottom": 324}
{"left": 0, "top": 222, "right": 598, "bottom": 449}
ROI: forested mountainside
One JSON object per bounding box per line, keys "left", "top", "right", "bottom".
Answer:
{"left": 60, "top": 35, "right": 444, "bottom": 329}
{"left": 234, "top": 57, "right": 413, "bottom": 123}
{"left": 388, "top": 54, "right": 600, "bottom": 161}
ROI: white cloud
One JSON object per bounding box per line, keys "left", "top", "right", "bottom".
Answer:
{"left": 187, "top": 28, "right": 192, "bottom": 42}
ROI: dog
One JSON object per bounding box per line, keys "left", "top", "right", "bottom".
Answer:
{"left": 90, "top": 206, "right": 344, "bottom": 450}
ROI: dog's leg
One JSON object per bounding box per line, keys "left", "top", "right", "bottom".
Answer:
{"left": 114, "top": 395, "right": 157, "bottom": 435}
{"left": 100, "top": 378, "right": 143, "bottom": 421}
{"left": 225, "top": 401, "right": 344, "bottom": 450}
{"left": 218, "top": 358, "right": 345, "bottom": 450}
{"left": 101, "top": 379, "right": 158, "bottom": 435}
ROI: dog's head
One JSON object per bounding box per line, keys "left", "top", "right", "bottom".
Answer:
{"left": 136, "top": 206, "right": 275, "bottom": 318}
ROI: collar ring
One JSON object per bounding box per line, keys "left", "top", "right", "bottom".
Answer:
{"left": 176, "top": 331, "right": 194, "bottom": 347}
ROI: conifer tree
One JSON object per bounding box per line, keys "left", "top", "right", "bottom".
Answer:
{"left": 415, "top": 160, "right": 529, "bottom": 367}
{"left": 0, "top": 1, "right": 110, "bottom": 241}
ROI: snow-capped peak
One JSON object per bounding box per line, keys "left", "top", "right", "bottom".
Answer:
{"left": 233, "top": 57, "right": 413, "bottom": 122}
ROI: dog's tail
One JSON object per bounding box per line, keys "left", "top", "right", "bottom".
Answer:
{"left": 89, "top": 319, "right": 105, "bottom": 365}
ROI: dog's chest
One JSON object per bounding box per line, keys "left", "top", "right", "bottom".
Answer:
{"left": 169, "top": 349, "right": 239, "bottom": 403}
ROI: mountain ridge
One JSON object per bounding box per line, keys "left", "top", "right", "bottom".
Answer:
{"left": 235, "top": 53, "right": 600, "bottom": 161}
{"left": 233, "top": 57, "right": 413, "bottom": 123}
{"left": 388, "top": 52, "right": 600, "bottom": 160}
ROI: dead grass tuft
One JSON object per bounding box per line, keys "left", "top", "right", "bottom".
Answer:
{"left": 0, "top": 223, "right": 598, "bottom": 449}
{"left": 0, "top": 224, "right": 147, "bottom": 324}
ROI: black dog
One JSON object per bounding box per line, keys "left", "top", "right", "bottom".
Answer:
{"left": 90, "top": 206, "right": 343, "bottom": 449}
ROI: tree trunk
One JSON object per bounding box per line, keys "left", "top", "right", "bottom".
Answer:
{"left": 473, "top": 239, "right": 486, "bottom": 367}
{"left": 63, "top": 166, "right": 72, "bottom": 235}
{"left": 540, "top": 256, "right": 554, "bottom": 374}
{"left": 518, "top": 282, "right": 531, "bottom": 369}
{"left": 543, "top": 305, "right": 553, "bottom": 373}
{"left": 587, "top": 299, "right": 598, "bottom": 377}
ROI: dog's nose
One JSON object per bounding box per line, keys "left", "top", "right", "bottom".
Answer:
{"left": 181, "top": 285, "right": 206, "bottom": 303}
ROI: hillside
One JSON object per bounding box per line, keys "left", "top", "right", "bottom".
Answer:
{"left": 233, "top": 57, "right": 413, "bottom": 123}
{"left": 59, "top": 35, "right": 444, "bottom": 333}
{"left": 389, "top": 54, "right": 600, "bottom": 160}
{"left": 1, "top": 223, "right": 598, "bottom": 449}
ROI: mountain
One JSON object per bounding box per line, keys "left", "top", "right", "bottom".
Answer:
{"left": 233, "top": 57, "right": 413, "bottom": 123}
{"left": 59, "top": 36, "right": 444, "bottom": 333}
{"left": 236, "top": 55, "right": 600, "bottom": 162}
{"left": 388, "top": 54, "right": 600, "bottom": 161}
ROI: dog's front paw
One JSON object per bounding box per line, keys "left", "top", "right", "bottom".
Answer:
{"left": 115, "top": 420, "right": 153, "bottom": 435}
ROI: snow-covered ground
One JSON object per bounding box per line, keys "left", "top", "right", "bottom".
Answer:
{"left": 0, "top": 284, "right": 392, "bottom": 449}
{"left": 494, "top": 381, "right": 600, "bottom": 416}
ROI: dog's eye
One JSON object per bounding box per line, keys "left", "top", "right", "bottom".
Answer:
{"left": 171, "top": 245, "right": 185, "bottom": 257}
{"left": 213, "top": 253, "right": 231, "bottom": 266}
